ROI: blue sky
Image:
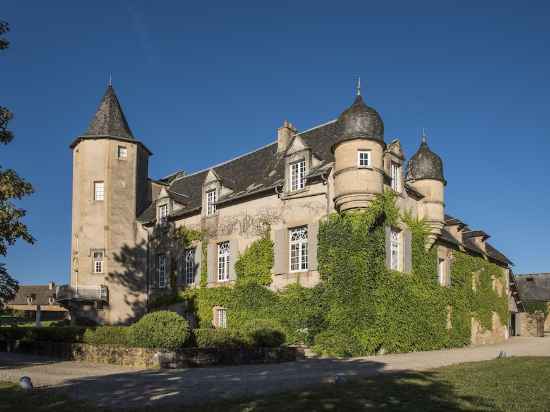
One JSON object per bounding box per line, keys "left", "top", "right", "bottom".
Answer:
{"left": 2, "top": 1, "right": 549, "bottom": 285}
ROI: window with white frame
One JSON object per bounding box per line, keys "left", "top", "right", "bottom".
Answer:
{"left": 390, "top": 229, "right": 401, "bottom": 271}
{"left": 358, "top": 150, "right": 371, "bottom": 167}
{"left": 158, "top": 254, "right": 167, "bottom": 288}
{"left": 217, "top": 241, "right": 230, "bottom": 281}
{"left": 215, "top": 307, "right": 227, "bottom": 328}
{"left": 117, "top": 146, "right": 127, "bottom": 160}
{"left": 289, "top": 226, "right": 308, "bottom": 272}
{"left": 438, "top": 258, "right": 448, "bottom": 286}
{"left": 183, "top": 248, "right": 195, "bottom": 285}
{"left": 93, "top": 250, "right": 104, "bottom": 274}
{"left": 206, "top": 189, "right": 217, "bottom": 215}
{"left": 290, "top": 160, "right": 306, "bottom": 191}
{"left": 158, "top": 204, "right": 168, "bottom": 223}
{"left": 391, "top": 162, "right": 401, "bottom": 192}
{"left": 94, "top": 181, "right": 104, "bottom": 201}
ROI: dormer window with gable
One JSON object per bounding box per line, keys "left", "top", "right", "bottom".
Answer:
{"left": 290, "top": 160, "right": 306, "bottom": 192}
{"left": 390, "top": 161, "right": 401, "bottom": 192}
{"left": 206, "top": 189, "right": 217, "bottom": 215}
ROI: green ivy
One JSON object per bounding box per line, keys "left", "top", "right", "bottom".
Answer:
{"left": 235, "top": 234, "right": 274, "bottom": 287}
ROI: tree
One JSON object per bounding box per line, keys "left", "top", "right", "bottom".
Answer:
{"left": 0, "top": 20, "right": 34, "bottom": 302}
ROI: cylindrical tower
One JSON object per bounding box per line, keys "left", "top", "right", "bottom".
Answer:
{"left": 332, "top": 93, "right": 385, "bottom": 212}
{"left": 406, "top": 134, "right": 446, "bottom": 248}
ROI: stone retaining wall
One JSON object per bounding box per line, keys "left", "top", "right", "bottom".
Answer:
{"left": 0, "top": 340, "right": 299, "bottom": 368}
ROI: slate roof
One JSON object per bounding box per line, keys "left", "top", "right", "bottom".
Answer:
{"left": 84, "top": 85, "right": 134, "bottom": 139}
{"left": 406, "top": 137, "right": 446, "bottom": 184}
{"left": 8, "top": 285, "right": 58, "bottom": 306}
{"left": 515, "top": 274, "right": 550, "bottom": 302}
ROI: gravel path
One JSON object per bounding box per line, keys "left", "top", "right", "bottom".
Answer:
{"left": 1, "top": 336, "right": 549, "bottom": 408}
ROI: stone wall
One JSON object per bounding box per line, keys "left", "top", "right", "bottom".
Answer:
{"left": 470, "top": 312, "right": 508, "bottom": 346}
{"left": 518, "top": 312, "right": 545, "bottom": 337}
{"left": 0, "top": 340, "right": 298, "bottom": 368}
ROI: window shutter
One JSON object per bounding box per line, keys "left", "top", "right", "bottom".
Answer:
{"left": 385, "top": 226, "right": 391, "bottom": 270}
{"left": 308, "top": 222, "right": 319, "bottom": 271}
{"left": 229, "top": 239, "right": 239, "bottom": 280}
{"left": 273, "top": 228, "right": 289, "bottom": 275}
{"left": 207, "top": 243, "right": 217, "bottom": 284}
{"left": 194, "top": 244, "right": 202, "bottom": 285}
{"left": 403, "top": 228, "right": 413, "bottom": 273}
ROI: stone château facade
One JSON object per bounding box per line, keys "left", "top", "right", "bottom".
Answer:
{"left": 59, "top": 83, "right": 513, "bottom": 344}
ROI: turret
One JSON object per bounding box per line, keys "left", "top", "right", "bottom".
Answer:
{"left": 332, "top": 84, "right": 385, "bottom": 212}
{"left": 68, "top": 83, "right": 151, "bottom": 324}
{"left": 406, "top": 133, "right": 446, "bottom": 248}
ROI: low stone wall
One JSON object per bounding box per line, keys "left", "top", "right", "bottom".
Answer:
{"left": 518, "top": 312, "right": 545, "bottom": 337}
{"left": 0, "top": 340, "right": 298, "bottom": 368}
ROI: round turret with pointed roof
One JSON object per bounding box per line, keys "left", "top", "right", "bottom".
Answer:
{"left": 406, "top": 134, "right": 446, "bottom": 184}
{"left": 332, "top": 90, "right": 384, "bottom": 150}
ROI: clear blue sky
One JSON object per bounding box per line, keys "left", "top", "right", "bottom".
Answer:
{"left": 2, "top": 1, "right": 549, "bottom": 285}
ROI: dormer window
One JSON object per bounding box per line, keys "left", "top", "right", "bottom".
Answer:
{"left": 358, "top": 150, "right": 371, "bottom": 167}
{"left": 206, "top": 189, "right": 217, "bottom": 215}
{"left": 158, "top": 204, "right": 168, "bottom": 223}
{"left": 390, "top": 162, "right": 401, "bottom": 192}
{"left": 290, "top": 160, "right": 306, "bottom": 191}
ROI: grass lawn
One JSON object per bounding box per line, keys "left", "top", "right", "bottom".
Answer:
{"left": 1, "top": 356, "right": 548, "bottom": 411}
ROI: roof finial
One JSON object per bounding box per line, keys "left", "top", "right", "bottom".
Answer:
{"left": 108, "top": 73, "right": 112, "bottom": 87}
{"left": 356, "top": 76, "right": 361, "bottom": 96}
{"left": 421, "top": 128, "right": 428, "bottom": 144}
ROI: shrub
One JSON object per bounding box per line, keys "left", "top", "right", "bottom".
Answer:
{"left": 83, "top": 326, "right": 130, "bottom": 346}
{"left": 128, "top": 311, "right": 189, "bottom": 350}
{"left": 240, "top": 319, "right": 286, "bottom": 347}
{"left": 0, "top": 326, "right": 85, "bottom": 343}
{"left": 193, "top": 328, "right": 246, "bottom": 349}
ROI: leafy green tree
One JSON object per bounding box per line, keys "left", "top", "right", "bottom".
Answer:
{"left": 0, "top": 21, "right": 34, "bottom": 302}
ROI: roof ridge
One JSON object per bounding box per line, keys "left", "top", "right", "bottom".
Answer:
{"left": 296, "top": 119, "right": 337, "bottom": 136}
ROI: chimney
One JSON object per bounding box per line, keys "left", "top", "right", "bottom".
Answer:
{"left": 48, "top": 281, "right": 55, "bottom": 290}
{"left": 277, "top": 120, "right": 297, "bottom": 153}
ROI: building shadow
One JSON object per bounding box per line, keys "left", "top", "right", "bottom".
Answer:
{"left": 16, "top": 357, "right": 496, "bottom": 411}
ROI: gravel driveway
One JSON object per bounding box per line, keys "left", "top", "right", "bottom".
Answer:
{"left": 1, "top": 336, "right": 549, "bottom": 408}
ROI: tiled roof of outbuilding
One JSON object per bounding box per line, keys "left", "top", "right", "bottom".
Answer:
{"left": 515, "top": 274, "right": 550, "bottom": 302}
{"left": 8, "top": 285, "right": 57, "bottom": 306}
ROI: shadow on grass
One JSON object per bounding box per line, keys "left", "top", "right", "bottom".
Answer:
{"left": 0, "top": 357, "right": 497, "bottom": 411}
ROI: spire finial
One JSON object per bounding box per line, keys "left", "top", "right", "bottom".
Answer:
{"left": 356, "top": 76, "right": 361, "bottom": 96}
{"left": 421, "top": 128, "right": 427, "bottom": 144}
{"left": 108, "top": 73, "right": 112, "bottom": 87}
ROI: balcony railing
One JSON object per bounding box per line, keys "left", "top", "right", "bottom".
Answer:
{"left": 56, "top": 285, "right": 108, "bottom": 303}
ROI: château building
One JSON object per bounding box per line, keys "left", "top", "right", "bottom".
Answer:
{"left": 58, "top": 82, "right": 514, "bottom": 343}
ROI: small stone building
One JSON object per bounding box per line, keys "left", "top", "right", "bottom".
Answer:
{"left": 515, "top": 273, "right": 550, "bottom": 336}
{"left": 59, "top": 82, "right": 514, "bottom": 346}
{"left": 5, "top": 283, "right": 67, "bottom": 325}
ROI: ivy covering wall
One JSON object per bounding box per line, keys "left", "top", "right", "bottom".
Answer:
{"left": 156, "top": 191, "right": 509, "bottom": 357}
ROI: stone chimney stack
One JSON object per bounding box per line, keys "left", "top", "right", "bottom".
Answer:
{"left": 277, "top": 120, "right": 297, "bottom": 153}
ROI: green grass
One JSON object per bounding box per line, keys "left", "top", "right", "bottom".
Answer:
{"left": 1, "top": 357, "right": 549, "bottom": 411}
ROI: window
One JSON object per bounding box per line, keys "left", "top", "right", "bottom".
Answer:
{"left": 390, "top": 229, "right": 401, "bottom": 271}
{"left": 358, "top": 150, "right": 371, "bottom": 167}
{"left": 438, "top": 258, "right": 449, "bottom": 286}
{"left": 215, "top": 307, "right": 227, "bottom": 328}
{"left": 217, "top": 241, "right": 230, "bottom": 282}
{"left": 183, "top": 248, "right": 195, "bottom": 285}
{"left": 206, "top": 189, "right": 217, "bottom": 215}
{"left": 158, "top": 204, "right": 168, "bottom": 223}
{"left": 93, "top": 250, "right": 104, "bottom": 274}
{"left": 289, "top": 226, "right": 308, "bottom": 272}
{"left": 158, "top": 254, "right": 167, "bottom": 288}
{"left": 117, "top": 146, "right": 127, "bottom": 160}
{"left": 94, "top": 181, "right": 104, "bottom": 201}
{"left": 290, "top": 160, "right": 306, "bottom": 191}
{"left": 391, "top": 162, "right": 401, "bottom": 192}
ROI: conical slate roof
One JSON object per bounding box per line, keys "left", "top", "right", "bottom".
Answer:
{"left": 406, "top": 136, "right": 446, "bottom": 184}
{"left": 332, "top": 95, "right": 384, "bottom": 150}
{"left": 84, "top": 85, "right": 134, "bottom": 139}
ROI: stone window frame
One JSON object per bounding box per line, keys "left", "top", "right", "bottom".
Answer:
{"left": 390, "top": 228, "right": 402, "bottom": 271}
{"left": 284, "top": 147, "right": 312, "bottom": 195}
{"left": 213, "top": 306, "right": 227, "bottom": 328}
{"left": 390, "top": 161, "right": 402, "bottom": 193}
{"left": 206, "top": 189, "right": 217, "bottom": 216}
{"left": 157, "top": 253, "right": 168, "bottom": 288}
{"left": 182, "top": 247, "right": 196, "bottom": 285}
{"left": 289, "top": 159, "right": 306, "bottom": 192}
{"left": 289, "top": 225, "right": 309, "bottom": 273}
{"left": 93, "top": 181, "right": 105, "bottom": 202}
{"left": 217, "top": 241, "right": 230, "bottom": 282}
{"left": 91, "top": 249, "right": 105, "bottom": 274}
{"left": 117, "top": 145, "right": 128, "bottom": 160}
{"left": 357, "top": 149, "right": 371, "bottom": 168}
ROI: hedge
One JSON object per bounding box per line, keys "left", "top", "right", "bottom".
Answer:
{"left": 127, "top": 311, "right": 190, "bottom": 351}
{"left": 193, "top": 328, "right": 247, "bottom": 349}
{"left": 83, "top": 326, "right": 130, "bottom": 346}
{"left": 0, "top": 326, "right": 85, "bottom": 343}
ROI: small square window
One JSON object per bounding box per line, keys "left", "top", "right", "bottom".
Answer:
{"left": 117, "top": 146, "right": 127, "bottom": 160}
{"left": 358, "top": 150, "right": 371, "bottom": 167}
{"left": 94, "top": 181, "right": 104, "bottom": 201}
{"left": 93, "top": 250, "right": 104, "bottom": 274}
